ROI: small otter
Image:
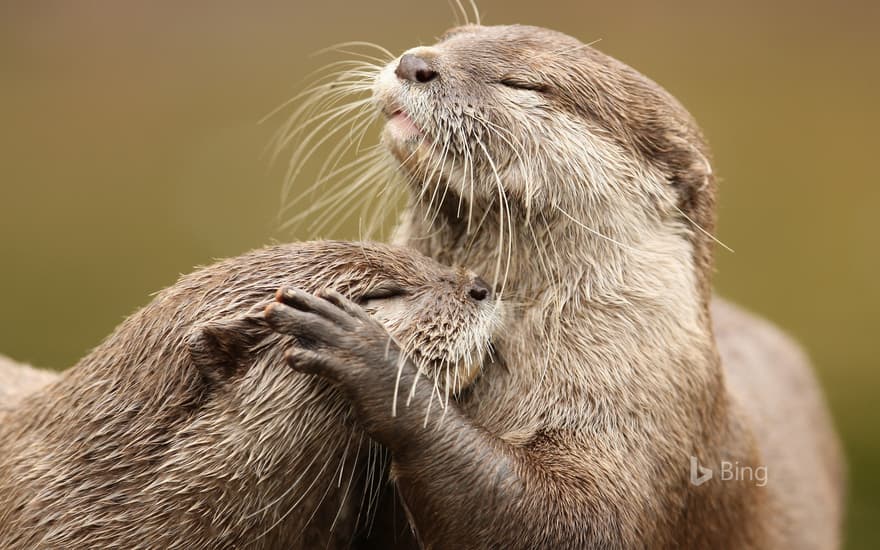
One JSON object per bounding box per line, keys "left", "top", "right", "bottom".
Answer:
{"left": 282, "top": 23, "right": 844, "bottom": 549}
{"left": 0, "top": 241, "right": 500, "bottom": 549}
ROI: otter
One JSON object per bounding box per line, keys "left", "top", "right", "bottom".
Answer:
{"left": 0, "top": 241, "right": 500, "bottom": 549}
{"left": 278, "top": 23, "right": 844, "bottom": 549}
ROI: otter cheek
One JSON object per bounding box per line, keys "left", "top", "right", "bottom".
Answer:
{"left": 362, "top": 298, "right": 407, "bottom": 328}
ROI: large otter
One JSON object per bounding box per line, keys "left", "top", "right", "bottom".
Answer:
{"left": 279, "top": 23, "right": 844, "bottom": 549}
{"left": 0, "top": 241, "right": 500, "bottom": 549}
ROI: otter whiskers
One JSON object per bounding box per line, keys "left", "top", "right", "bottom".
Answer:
{"left": 269, "top": 49, "right": 400, "bottom": 241}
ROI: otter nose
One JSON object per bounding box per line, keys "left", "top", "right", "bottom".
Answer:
{"left": 395, "top": 53, "right": 438, "bottom": 84}
{"left": 468, "top": 277, "right": 492, "bottom": 302}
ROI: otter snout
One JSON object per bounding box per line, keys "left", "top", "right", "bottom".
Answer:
{"left": 395, "top": 52, "right": 438, "bottom": 83}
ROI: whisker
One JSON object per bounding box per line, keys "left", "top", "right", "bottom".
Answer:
{"left": 313, "top": 41, "right": 395, "bottom": 62}
{"left": 554, "top": 204, "right": 639, "bottom": 252}
{"left": 447, "top": 0, "right": 465, "bottom": 26}
{"left": 280, "top": 148, "right": 387, "bottom": 228}
{"left": 264, "top": 44, "right": 395, "bottom": 238}
{"left": 674, "top": 205, "right": 734, "bottom": 253}
{"left": 468, "top": 0, "right": 483, "bottom": 26}
{"left": 260, "top": 62, "right": 379, "bottom": 125}
{"left": 327, "top": 427, "right": 363, "bottom": 534}
{"left": 243, "top": 437, "right": 344, "bottom": 545}
{"left": 475, "top": 137, "right": 514, "bottom": 296}
{"left": 306, "top": 159, "right": 391, "bottom": 236}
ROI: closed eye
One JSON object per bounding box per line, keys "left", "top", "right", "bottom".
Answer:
{"left": 357, "top": 284, "right": 409, "bottom": 303}
{"left": 499, "top": 76, "right": 548, "bottom": 93}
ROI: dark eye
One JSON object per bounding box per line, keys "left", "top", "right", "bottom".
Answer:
{"left": 499, "top": 76, "right": 548, "bottom": 93}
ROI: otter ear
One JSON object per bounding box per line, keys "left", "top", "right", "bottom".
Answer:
{"left": 186, "top": 314, "right": 269, "bottom": 389}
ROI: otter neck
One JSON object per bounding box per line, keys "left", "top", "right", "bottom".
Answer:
{"left": 395, "top": 190, "right": 712, "bottom": 307}
{"left": 394, "top": 192, "right": 722, "bottom": 436}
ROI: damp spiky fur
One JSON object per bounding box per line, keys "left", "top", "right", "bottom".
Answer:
{"left": 0, "top": 241, "right": 500, "bottom": 549}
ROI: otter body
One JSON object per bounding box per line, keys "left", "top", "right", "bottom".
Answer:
{"left": 0, "top": 241, "right": 499, "bottom": 549}
{"left": 281, "top": 23, "right": 843, "bottom": 549}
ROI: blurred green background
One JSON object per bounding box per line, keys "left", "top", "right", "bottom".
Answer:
{"left": 1, "top": 0, "right": 876, "bottom": 546}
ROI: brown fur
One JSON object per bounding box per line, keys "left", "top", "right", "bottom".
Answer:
{"left": 0, "top": 356, "right": 57, "bottom": 414}
{"left": 292, "top": 24, "right": 843, "bottom": 549}
{"left": 0, "top": 241, "right": 500, "bottom": 549}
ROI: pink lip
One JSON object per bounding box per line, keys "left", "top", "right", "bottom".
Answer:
{"left": 386, "top": 109, "right": 423, "bottom": 140}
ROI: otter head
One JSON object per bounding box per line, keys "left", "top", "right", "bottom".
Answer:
{"left": 187, "top": 242, "right": 501, "bottom": 397}
{"left": 372, "top": 25, "right": 717, "bottom": 295}
{"left": 341, "top": 247, "right": 500, "bottom": 393}
{"left": 359, "top": 272, "right": 497, "bottom": 393}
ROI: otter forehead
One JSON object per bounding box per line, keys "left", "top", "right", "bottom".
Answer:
{"left": 275, "top": 241, "right": 464, "bottom": 291}
{"left": 433, "top": 24, "right": 581, "bottom": 72}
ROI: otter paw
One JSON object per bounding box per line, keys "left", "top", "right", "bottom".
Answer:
{"left": 263, "top": 286, "right": 400, "bottom": 383}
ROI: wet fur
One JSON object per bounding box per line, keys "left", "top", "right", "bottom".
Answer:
{"left": 0, "top": 241, "right": 499, "bottom": 549}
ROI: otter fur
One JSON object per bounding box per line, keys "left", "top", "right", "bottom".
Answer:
{"left": 279, "top": 23, "right": 844, "bottom": 549}
{"left": 0, "top": 241, "right": 500, "bottom": 549}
